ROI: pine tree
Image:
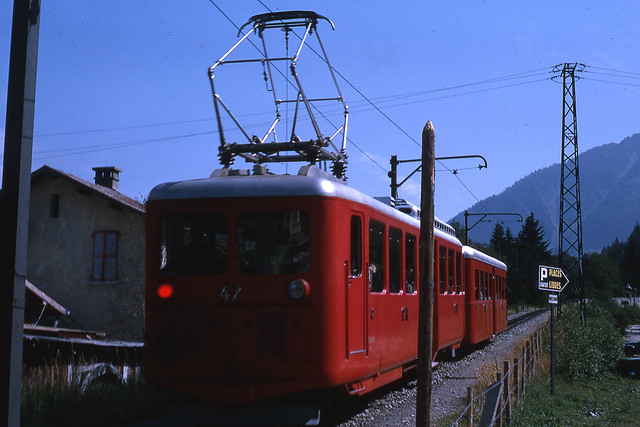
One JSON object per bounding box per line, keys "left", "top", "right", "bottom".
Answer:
{"left": 515, "top": 212, "right": 552, "bottom": 305}
{"left": 489, "top": 222, "right": 506, "bottom": 259}
{"left": 621, "top": 223, "right": 640, "bottom": 288}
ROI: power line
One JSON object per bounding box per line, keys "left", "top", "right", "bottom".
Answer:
{"left": 585, "top": 65, "right": 640, "bottom": 77}
{"left": 581, "top": 77, "right": 640, "bottom": 88}
{"left": 1, "top": 131, "right": 218, "bottom": 162}
{"left": 34, "top": 118, "right": 216, "bottom": 138}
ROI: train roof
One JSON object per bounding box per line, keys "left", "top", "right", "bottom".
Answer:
{"left": 462, "top": 246, "right": 507, "bottom": 271}
{"left": 149, "top": 166, "right": 461, "bottom": 246}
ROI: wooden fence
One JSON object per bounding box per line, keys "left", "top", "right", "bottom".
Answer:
{"left": 451, "top": 328, "right": 543, "bottom": 426}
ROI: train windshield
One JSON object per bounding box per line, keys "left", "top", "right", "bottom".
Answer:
{"left": 160, "top": 214, "right": 227, "bottom": 275}
{"left": 237, "top": 210, "right": 310, "bottom": 274}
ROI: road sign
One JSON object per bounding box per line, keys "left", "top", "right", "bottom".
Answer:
{"left": 548, "top": 294, "right": 558, "bottom": 305}
{"left": 538, "top": 265, "right": 569, "bottom": 292}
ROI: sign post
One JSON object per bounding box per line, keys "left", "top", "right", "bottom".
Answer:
{"left": 538, "top": 265, "right": 569, "bottom": 395}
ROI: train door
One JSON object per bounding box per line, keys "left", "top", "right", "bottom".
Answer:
{"left": 403, "top": 232, "right": 419, "bottom": 354}
{"left": 493, "top": 270, "right": 506, "bottom": 334}
{"left": 366, "top": 218, "right": 386, "bottom": 364}
{"left": 434, "top": 243, "right": 464, "bottom": 351}
{"left": 346, "top": 213, "right": 367, "bottom": 358}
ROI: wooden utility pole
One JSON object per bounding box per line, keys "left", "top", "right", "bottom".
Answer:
{"left": 1, "top": 1, "right": 41, "bottom": 425}
{"left": 416, "top": 121, "right": 435, "bottom": 426}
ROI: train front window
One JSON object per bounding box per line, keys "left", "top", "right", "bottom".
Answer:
{"left": 237, "top": 211, "right": 310, "bottom": 274}
{"left": 160, "top": 214, "right": 227, "bottom": 274}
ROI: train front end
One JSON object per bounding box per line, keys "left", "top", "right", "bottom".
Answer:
{"left": 143, "top": 171, "right": 347, "bottom": 402}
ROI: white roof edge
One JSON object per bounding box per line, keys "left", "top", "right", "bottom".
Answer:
{"left": 462, "top": 246, "right": 507, "bottom": 270}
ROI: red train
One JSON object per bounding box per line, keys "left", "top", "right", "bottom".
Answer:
{"left": 143, "top": 165, "right": 507, "bottom": 403}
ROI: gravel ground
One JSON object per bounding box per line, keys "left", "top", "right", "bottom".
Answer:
{"left": 335, "top": 311, "right": 550, "bottom": 426}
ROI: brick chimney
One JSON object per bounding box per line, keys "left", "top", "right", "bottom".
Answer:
{"left": 92, "top": 167, "right": 121, "bottom": 191}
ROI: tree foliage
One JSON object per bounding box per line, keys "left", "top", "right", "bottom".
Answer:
{"left": 475, "top": 213, "right": 552, "bottom": 307}
{"left": 454, "top": 214, "right": 640, "bottom": 305}
{"left": 556, "top": 303, "right": 622, "bottom": 380}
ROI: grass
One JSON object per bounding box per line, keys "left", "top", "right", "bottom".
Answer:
{"left": 21, "top": 377, "right": 175, "bottom": 427}
{"left": 511, "top": 372, "right": 640, "bottom": 426}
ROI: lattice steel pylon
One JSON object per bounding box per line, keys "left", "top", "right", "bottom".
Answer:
{"left": 554, "top": 63, "right": 586, "bottom": 323}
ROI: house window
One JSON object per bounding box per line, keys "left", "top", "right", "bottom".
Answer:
{"left": 91, "top": 230, "right": 119, "bottom": 282}
{"left": 50, "top": 194, "right": 60, "bottom": 218}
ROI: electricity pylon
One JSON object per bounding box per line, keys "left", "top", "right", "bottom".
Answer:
{"left": 554, "top": 63, "right": 586, "bottom": 323}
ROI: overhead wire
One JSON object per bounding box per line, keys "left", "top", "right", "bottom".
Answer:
{"left": 26, "top": 1, "right": 638, "bottom": 227}
{"left": 251, "top": 0, "right": 553, "bottom": 220}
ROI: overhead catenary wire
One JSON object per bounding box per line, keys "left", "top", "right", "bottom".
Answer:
{"left": 250, "top": 0, "right": 553, "bottom": 220}
{"left": 21, "top": 1, "right": 639, "bottom": 227}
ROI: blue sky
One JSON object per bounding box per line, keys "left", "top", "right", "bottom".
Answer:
{"left": 2, "top": 1, "right": 639, "bottom": 221}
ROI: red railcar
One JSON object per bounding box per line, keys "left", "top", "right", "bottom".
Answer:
{"left": 144, "top": 166, "right": 507, "bottom": 403}
{"left": 463, "top": 247, "right": 508, "bottom": 345}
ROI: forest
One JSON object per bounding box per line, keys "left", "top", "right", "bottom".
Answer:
{"left": 450, "top": 214, "right": 640, "bottom": 307}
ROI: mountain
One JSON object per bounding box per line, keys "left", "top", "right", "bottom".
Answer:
{"left": 451, "top": 133, "right": 640, "bottom": 252}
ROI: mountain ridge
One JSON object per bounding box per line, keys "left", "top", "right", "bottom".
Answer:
{"left": 451, "top": 132, "right": 640, "bottom": 252}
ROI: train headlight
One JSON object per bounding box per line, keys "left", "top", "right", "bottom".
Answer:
{"left": 288, "top": 279, "right": 310, "bottom": 299}
{"left": 157, "top": 283, "right": 174, "bottom": 299}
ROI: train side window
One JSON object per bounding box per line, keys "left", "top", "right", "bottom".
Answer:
{"left": 439, "top": 246, "right": 446, "bottom": 294}
{"left": 479, "top": 270, "right": 484, "bottom": 300}
{"left": 484, "top": 272, "right": 489, "bottom": 300}
{"left": 405, "top": 233, "right": 417, "bottom": 294}
{"left": 389, "top": 227, "right": 402, "bottom": 294}
{"left": 369, "top": 219, "right": 385, "bottom": 293}
{"left": 455, "top": 251, "right": 462, "bottom": 293}
{"left": 350, "top": 215, "right": 362, "bottom": 277}
{"left": 489, "top": 275, "right": 494, "bottom": 300}
{"left": 448, "top": 249, "right": 455, "bottom": 294}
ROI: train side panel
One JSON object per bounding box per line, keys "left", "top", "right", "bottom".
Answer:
{"left": 463, "top": 248, "right": 507, "bottom": 345}
{"left": 433, "top": 237, "right": 465, "bottom": 354}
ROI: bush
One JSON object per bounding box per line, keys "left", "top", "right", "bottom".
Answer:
{"left": 555, "top": 304, "right": 623, "bottom": 380}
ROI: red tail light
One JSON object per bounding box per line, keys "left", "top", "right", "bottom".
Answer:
{"left": 157, "top": 283, "right": 174, "bottom": 299}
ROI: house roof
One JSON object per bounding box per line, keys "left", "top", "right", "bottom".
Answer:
{"left": 31, "top": 165, "right": 145, "bottom": 214}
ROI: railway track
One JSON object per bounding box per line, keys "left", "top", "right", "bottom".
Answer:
{"left": 507, "top": 309, "right": 547, "bottom": 330}
{"left": 335, "top": 308, "right": 549, "bottom": 426}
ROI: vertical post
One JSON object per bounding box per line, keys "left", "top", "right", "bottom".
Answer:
{"left": 466, "top": 386, "right": 473, "bottom": 427}
{"left": 521, "top": 345, "right": 526, "bottom": 387}
{"left": 464, "top": 210, "right": 468, "bottom": 245}
{"left": 1, "top": 1, "right": 41, "bottom": 425}
{"left": 551, "top": 305, "right": 555, "bottom": 395}
{"left": 390, "top": 155, "right": 398, "bottom": 199}
{"left": 503, "top": 360, "right": 511, "bottom": 424}
{"left": 527, "top": 340, "right": 531, "bottom": 379}
{"left": 416, "top": 121, "right": 435, "bottom": 427}
{"left": 513, "top": 357, "right": 519, "bottom": 408}
{"left": 496, "top": 371, "right": 503, "bottom": 427}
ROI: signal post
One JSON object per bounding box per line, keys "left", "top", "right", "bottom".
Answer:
{"left": 538, "top": 265, "right": 569, "bottom": 395}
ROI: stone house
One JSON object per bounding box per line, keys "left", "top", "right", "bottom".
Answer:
{"left": 26, "top": 165, "right": 145, "bottom": 341}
